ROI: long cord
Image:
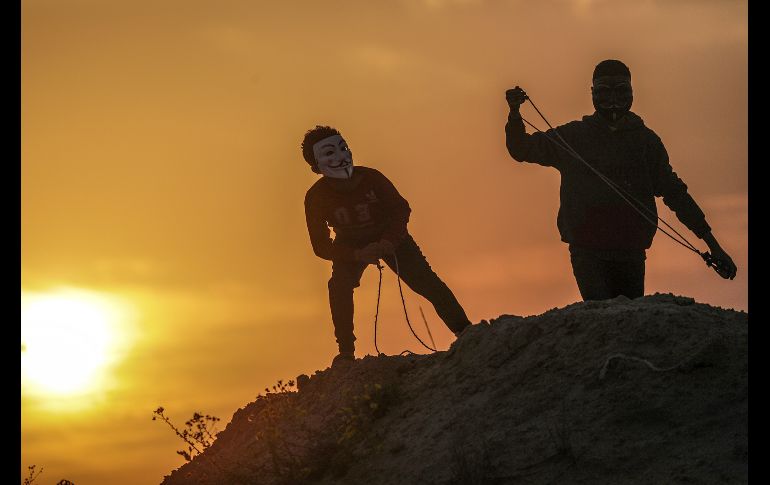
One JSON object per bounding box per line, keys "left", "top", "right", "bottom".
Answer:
{"left": 371, "top": 255, "right": 439, "bottom": 356}
{"left": 394, "top": 254, "right": 439, "bottom": 353}
{"left": 519, "top": 98, "right": 702, "bottom": 256}
{"left": 527, "top": 97, "right": 702, "bottom": 254}
{"left": 373, "top": 262, "right": 384, "bottom": 356}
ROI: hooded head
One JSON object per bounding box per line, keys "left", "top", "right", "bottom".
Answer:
{"left": 591, "top": 59, "right": 633, "bottom": 124}
{"left": 301, "top": 125, "right": 354, "bottom": 179}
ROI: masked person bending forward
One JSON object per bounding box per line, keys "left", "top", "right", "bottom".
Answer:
{"left": 504, "top": 59, "right": 737, "bottom": 301}
{"left": 302, "top": 125, "right": 472, "bottom": 366}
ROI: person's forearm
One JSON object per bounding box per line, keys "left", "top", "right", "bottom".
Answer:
{"left": 505, "top": 110, "right": 563, "bottom": 168}
{"left": 306, "top": 219, "right": 357, "bottom": 262}
{"left": 381, "top": 214, "right": 409, "bottom": 247}
{"left": 505, "top": 111, "right": 527, "bottom": 160}
{"left": 701, "top": 230, "right": 721, "bottom": 251}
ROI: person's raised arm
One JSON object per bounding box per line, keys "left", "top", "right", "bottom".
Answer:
{"left": 504, "top": 86, "right": 565, "bottom": 169}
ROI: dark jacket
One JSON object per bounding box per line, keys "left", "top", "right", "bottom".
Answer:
{"left": 505, "top": 111, "right": 710, "bottom": 252}
{"left": 304, "top": 166, "right": 411, "bottom": 262}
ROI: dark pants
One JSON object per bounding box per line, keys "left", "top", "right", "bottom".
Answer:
{"left": 328, "top": 235, "right": 471, "bottom": 353}
{"left": 570, "top": 249, "right": 645, "bottom": 301}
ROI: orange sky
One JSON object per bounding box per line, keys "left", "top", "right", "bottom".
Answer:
{"left": 21, "top": 0, "right": 747, "bottom": 483}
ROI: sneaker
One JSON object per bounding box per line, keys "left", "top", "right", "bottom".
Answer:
{"left": 332, "top": 351, "right": 355, "bottom": 367}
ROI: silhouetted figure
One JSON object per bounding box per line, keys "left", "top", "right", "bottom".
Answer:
{"left": 302, "top": 125, "right": 471, "bottom": 365}
{"left": 504, "top": 59, "right": 736, "bottom": 301}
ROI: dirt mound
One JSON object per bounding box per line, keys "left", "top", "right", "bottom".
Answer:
{"left": 160, "top": 293, "right": 748, "bottom": 484}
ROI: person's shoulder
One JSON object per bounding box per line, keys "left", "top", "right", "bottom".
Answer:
{"left": 562, "top": 119, "right": 585, "bottom": 129}
{"left": 546, "top": 118, "right": 589, "bottom": 141}
{"left": 621, "top": 111, "right": 655, "bottom": 133}
{"left": 356, "top": 165, "right": 378, "bottom": 175}
{"left": 577, "top": 112, "right": 605, "bottom": 128}
{"left": 357, "top": 165, "right": 389, "bottom": 181}
{"left": 645, "top": 127, "right": 664, "bottom": 144}
{"left": 558, "top": 117, "right": 590, "bottom": 133}
{"left": 623, "top": 113, "right": 667, "bottom": 154}
{"left": 304, "top": 177, "right": 326, "bottom": 205}
{"left": 631, "top": 114, "right": 663, "bottom": 144}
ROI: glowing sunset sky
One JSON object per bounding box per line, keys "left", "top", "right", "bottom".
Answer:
{"left": 22, "top": 0, "right": 746, "bottom": 483}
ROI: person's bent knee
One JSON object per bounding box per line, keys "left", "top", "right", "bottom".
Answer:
{"left": 328, "top": 275, "right": 361, "bottom": 291}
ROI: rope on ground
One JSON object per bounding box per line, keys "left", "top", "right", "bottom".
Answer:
{"left": 599, "top": 353, "right": 682, "bottom": 380}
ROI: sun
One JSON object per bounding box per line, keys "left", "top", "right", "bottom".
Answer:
{"left": 21, "top": 289, "right": 128, "bottom": 396}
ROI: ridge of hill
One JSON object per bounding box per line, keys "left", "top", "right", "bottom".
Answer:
{"left": 160, "top": 293, "right": 748, "bottom": 484}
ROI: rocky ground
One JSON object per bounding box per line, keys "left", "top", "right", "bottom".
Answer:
{"left": 160, "top": 293, "right": 748, "bottom": 484}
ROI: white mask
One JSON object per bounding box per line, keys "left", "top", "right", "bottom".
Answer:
{"left": 313, "top": 134, "right": 354, "bottom": 179}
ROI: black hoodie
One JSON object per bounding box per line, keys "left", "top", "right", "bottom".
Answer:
{"left": 505, "top": 111, "right": 710, "bottom": 253}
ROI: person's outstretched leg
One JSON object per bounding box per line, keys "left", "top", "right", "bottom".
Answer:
{"left": 328, "top": 260, "right": 367, "bottom": 355}
{"left": 382, "top": 236, "right": 471, "bottom": 335}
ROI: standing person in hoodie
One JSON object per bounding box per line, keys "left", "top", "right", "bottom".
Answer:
{"left": 504, "top": 59, "right": 737, "bottom": 301}
{"left": 302, "top": 125, "right": 472, "bottom": 366}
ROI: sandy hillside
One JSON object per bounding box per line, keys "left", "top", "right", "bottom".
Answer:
{"left": 160, "top": 293, "right": 748, "bottom": 485}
